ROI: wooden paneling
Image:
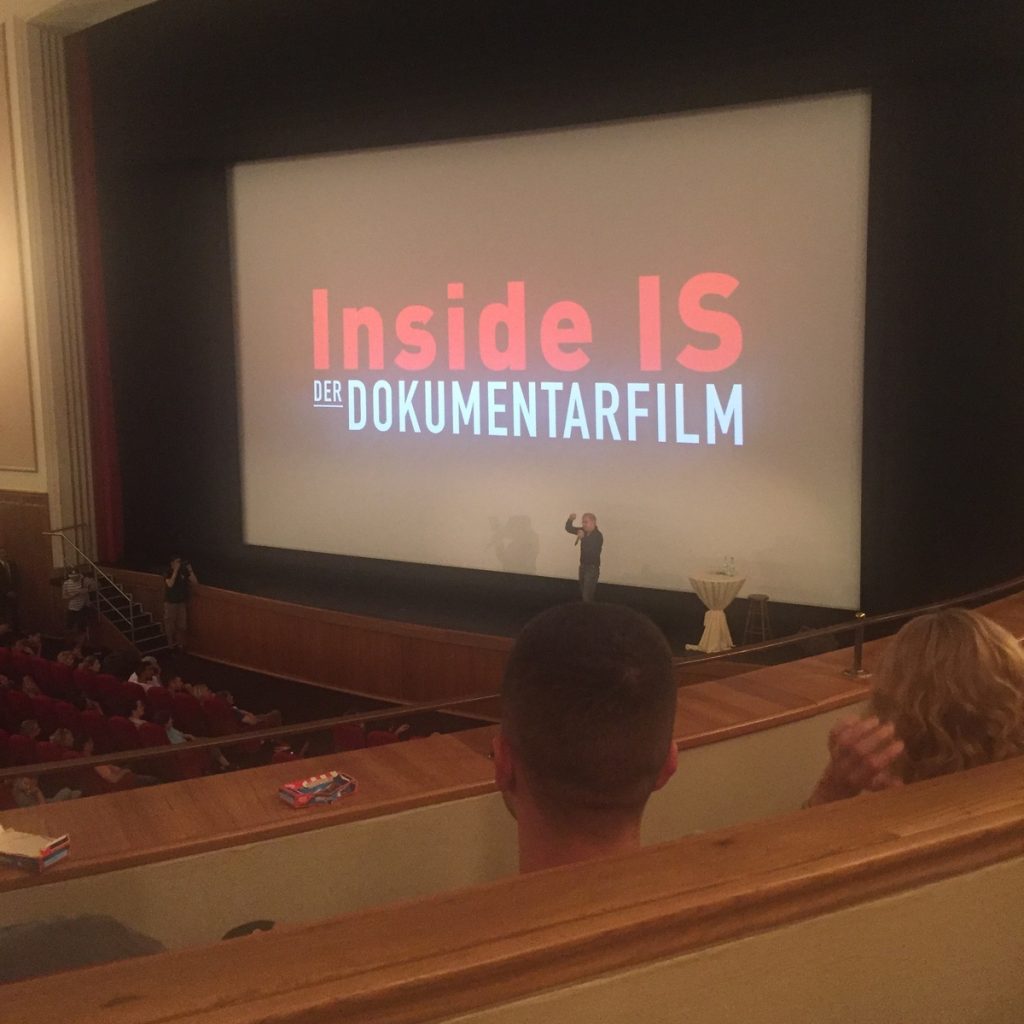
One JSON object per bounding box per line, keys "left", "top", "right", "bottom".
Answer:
{"left": 0, "top": 489, "right": 61, "bottom": 634}
{"left": 105, "top": 569, "right": 800, "bottom": 703}
{"left": 110, "top": 568, "right": 513, "bottom": 703}
{"left": 3, "top": 755, "right": 1022, "bottom": 1024}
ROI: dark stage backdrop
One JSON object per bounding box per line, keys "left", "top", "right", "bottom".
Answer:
{"left": 76, "top": 0, "right": 1024, "bottom": 616}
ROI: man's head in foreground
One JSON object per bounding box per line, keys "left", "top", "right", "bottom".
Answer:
{"left": 494, "top": 602, "right": 678, "bottom": 872}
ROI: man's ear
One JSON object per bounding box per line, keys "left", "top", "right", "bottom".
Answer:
{"left": 492, "top": 731, "right": 516, "bottom": 793}
{"left": 653, "top": 741, "right": 678, "bottom": 792}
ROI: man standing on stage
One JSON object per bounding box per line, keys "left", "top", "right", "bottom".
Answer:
{"left": 565, "top": 512, "right": 603, "bottom": 602}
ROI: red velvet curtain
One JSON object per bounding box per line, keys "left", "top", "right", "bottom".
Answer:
{"left": 66, "top": 34, "right": 124, "bottom": 562}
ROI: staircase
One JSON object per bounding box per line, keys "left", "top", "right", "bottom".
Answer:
{"left": 94, "top": 578, "right": 171, "bottom": 655}
{"left": 44, "top": 529, "right": 173, "bottom": 656}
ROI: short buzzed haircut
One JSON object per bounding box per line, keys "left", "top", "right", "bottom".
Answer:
{"left": 502, "top": 602, "right": 676, "bottom": 816}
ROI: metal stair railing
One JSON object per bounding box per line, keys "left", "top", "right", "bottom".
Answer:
{"left": 44, "top": 530, "right": 144, "bottom": 645}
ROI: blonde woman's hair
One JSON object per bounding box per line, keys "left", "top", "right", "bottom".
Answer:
{"left": 869, "top": 608, "right": 1024, "bottom": 782}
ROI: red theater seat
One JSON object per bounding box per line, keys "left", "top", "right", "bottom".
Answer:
{"left": 3, "top": 689, "right": 34, "bottom": 730}
{"left": 54, "top": 700, "right": 81, "bottom": 735}
{"left": 8, "top": 733, "right": 39, "bottom": 766}
{"left": 73, "top": 668, "right": 99, "bottom": 698}
{"left": 121, "top": 681, "right": 146, "bottom": 708}
{"left": 201, "top": 697, "right": 239, "bottom": 737}
{"left": 108, "top": 716, "right": 141, "bottom": 752}
{"left": 144, "top": 686, "right": 173, "bottom": 718}
{"left": 10, "top": 651, "right": 32, "bottom": 679}
{"left": 0, "top": 646, "right": 10, "bottom": 670}
{"left": 79, "top": 709, "right": 113, "bottom": 754}
{"left": 331, "top": 723, "right": 367, "bottom": 751}
{"left": 170, "top": 693, "right": 207, "bottom": 735}
{"left": 27, "top": 657, "right": 54, "bottom": 693}
{"left": 48, "top": 661, "right": 76, "bottom": 698}
{"left": 95, "top": 674, "right": 125, "bottom": 715}
{"left": 137, "top": 721, "right": 169, "bottom": 749}
{"left": 0, "top": 727, "right": 9, "bottom": 767}
{"left": 33, "top": 740, "right": 66, "bottom": 765}
{"left": 30, "top": 696, "right": 58, "bottom": 736}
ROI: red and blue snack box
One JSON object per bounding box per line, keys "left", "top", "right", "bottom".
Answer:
{"left": 278, "top": 770, "right": 357, "bottom": 808}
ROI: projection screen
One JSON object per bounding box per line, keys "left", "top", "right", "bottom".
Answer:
{"left": 231, "top": 91, "right": 870, "bottom": 608}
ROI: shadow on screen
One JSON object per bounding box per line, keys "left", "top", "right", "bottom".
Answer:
{"left": 487, "top": 515, "right": 540, "bottom": 575}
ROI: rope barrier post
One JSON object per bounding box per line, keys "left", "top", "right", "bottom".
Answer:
{"left": 843, "top": 611, "right": 871, "bottom": 679}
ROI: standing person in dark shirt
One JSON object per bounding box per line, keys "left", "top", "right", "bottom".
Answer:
{"left": 0, "top": 547, "right": 17, "bottom": 630}
{"left": 565, "top": 512, "right": 603, "bottom": 602}
{"left": 163, "top": 555, "right": 198, "bottom": 650}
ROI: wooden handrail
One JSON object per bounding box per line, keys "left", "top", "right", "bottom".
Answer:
{"left": 3, "top": 755, "right": 1022, "bottom": 1023}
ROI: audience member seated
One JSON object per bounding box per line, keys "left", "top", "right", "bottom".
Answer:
{"left": 165, "top": 674, "right": 186, "bottom": 694}
{"left": 20, "top": 675, "right": 42, "bottom": 698}
{"left": 493, "top": 602, "right": 678, "bottom": 873}
{"left": 49, "top": 726, "right": 76, "bottom": 750}
{"left": 128, "top": 699, "right": 148, "bottom": 727}
{"left": 19, "top": 718, "right": 41, "bottom": 741}
{"left": 76, "top": 737, "right": 160, "bottom": 794}
{"left": 128, "top": 657, "right": 161, "bottom": 688}
{"left": 78, "top": 654, "right": 102, "bottom": 673}
{"left": 217, "top": 690, "right": 283, "bottom": 729}
{"left": 13, "top": 632, "right": 41, "bottom": 657}
{"left": 154, "top": 711, "right": 231, "bottom": 771}
{"left": 808, "top": 608, "right": 1024, "bottom": 805}
{"left": 11, "top": 774, "right": 80, "bottom": 806}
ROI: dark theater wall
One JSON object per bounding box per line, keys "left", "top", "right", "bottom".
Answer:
{"left": 77, "top": 0, "right": 1024, "bottom": 615}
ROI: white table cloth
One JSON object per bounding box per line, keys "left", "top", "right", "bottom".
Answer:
{"left": 686, "top": 573, "right": 746, "bottom": 653}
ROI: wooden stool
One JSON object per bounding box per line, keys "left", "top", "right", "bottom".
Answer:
{"left": 743, "top": 593, "right": 772, "bottom": 644}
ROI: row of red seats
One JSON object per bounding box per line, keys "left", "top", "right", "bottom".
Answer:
{"left": 0, "top": 643, "right": 251, "bottom": 740}
{"left": 331, "top": 723, "right": 404, "bottom": 751}
{"left": 0, "top": 682, "right": 241, "bottom": 740}
{"left": 0, "top": 725, "right": 209, "bottom": 787}
{"left": 0, "top": 710, "right": 170, "bottom": 765}
{"left": 0, "top": 648, "right": 81, "bottom": 695}
{"left": 1, "top": 648, "right": 145, "bottom": 713}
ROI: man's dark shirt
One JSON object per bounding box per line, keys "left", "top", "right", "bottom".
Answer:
{"left": 165, "top": 567, "right": 190, "bottom": 604}
{"left": 565, "top": 518, "right": 603, "bottom": 568}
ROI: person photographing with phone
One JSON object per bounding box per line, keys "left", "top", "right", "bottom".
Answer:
{"left": 565, "top": 512, "right": 603, "bottom": 602}
{"left": 164, "top": 554, "right": 198, "bottom": 649}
